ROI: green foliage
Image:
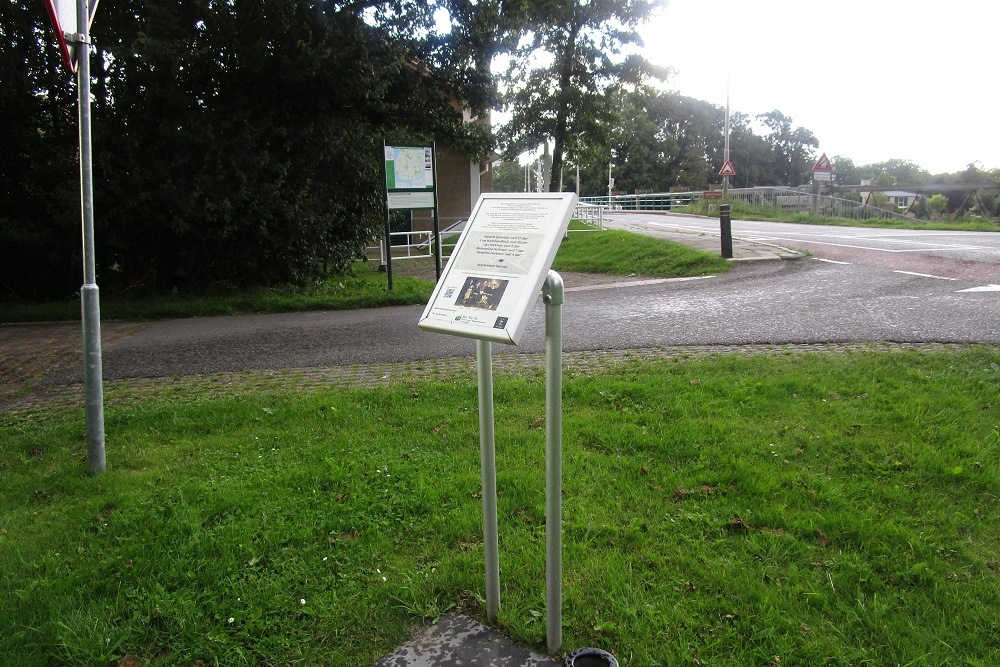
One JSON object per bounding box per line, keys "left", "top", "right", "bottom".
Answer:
{"left": 498, "top": 0, "right": 664, "bottom": 192}
{"left": 927, "top": 194, "right": 949, "bottom": 215}
{"left": 1, "top": 348, "right": 998, "bottom": 664}
{"left": 0, "top": 1, "right": 491, "bottom": 299}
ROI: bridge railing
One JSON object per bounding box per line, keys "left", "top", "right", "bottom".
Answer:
{"left": 581, "top": 188, "right": 912, "bottom": 221}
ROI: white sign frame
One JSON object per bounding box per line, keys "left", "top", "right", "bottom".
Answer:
{"left": 418, "top": 192, "right": 577, "bottom": 344}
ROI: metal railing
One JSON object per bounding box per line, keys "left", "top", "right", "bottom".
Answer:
{"left": 572, "top": 203, "right": 604, "bottom": 230}
{"left": 581, "top": 187, "right": 913, "bottom": 221}
{"left": 579, "top": 192, "right": 694, "bottom": 211}
{"left": 369, "top": 230, "right": 460, "bottom": 265}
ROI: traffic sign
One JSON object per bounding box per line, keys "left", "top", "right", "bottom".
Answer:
{"left": 43, "top": 0, "right": 100, "bottom": 74}
{"left": 719, "top": 160, "right": 736, "bottom": 177}
{"left": 812, "top": 153, "right": 833, "bottom": 171}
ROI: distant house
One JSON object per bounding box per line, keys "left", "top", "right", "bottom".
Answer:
{"left": 860, "top": 180, "right": 918, "bottom": 212}
{"left": 883, "top": 190, "right": 919, "bottom": 211}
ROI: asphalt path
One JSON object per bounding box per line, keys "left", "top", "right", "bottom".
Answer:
{"left": 69, "top": 258, "right": 996, "bottom": 383}
{"left": 40, "top": 213, "right": 997, "bottom": 384}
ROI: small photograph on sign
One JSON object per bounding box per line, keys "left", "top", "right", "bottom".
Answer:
{"left": 455, "top": 277, "right": 509, "bottom": 311}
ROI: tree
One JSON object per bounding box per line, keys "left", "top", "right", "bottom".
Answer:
{"left": 492, "top": 160, "right": 528, "bottom": 192}
{"left": 0, "top": 0, "right": 83, "bottom": 299}
{"left": 1, "top": 1, "right": 490, "bottom": 298}
{"left": 926, "top": 194, "right": 949, "bottom": 216}
{"left": 755, "top": 110, "right": 819, "bottom": 186}
{"left": 499, "top": 0, "right": 665, "bottom": 192}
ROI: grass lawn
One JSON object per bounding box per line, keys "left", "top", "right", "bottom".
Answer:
{"left": 679, "top": 201, "right": 999, "bottom": 232}
{"left": 0, "top": 262, "right": 434, "bottom": 324}
{"left": 1, "top": 226, "right": 728, "bottom": 324}
{"left": 553, "top": 221, "right": 730, "bottom": 277}
{"left": 2, "top": 347, "right": 997, "bottom": 665}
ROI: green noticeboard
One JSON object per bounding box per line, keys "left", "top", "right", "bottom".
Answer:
{"left": 385, "top": 145, "right": 435, "bottom": 209}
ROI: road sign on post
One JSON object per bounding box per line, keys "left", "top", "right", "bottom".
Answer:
{"left": 719, "top": 160, "right": 736, "bottom": 177}
{"left": 43, "top": 0, "right": 99, "bottom": 74}
{"left": 44, "top": 0, "right": 106, "bottom": 474}
{"left": 812, "top": 153, "right": 833, "bottom": 172}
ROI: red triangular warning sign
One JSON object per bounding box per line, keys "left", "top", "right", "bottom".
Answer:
{"left": 719, "top": 160, "right": 736, "bottom": 177}
{"left": 812, "top": 153, "right": 833, "bottom": 171}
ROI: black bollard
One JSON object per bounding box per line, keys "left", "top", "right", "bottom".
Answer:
{"left": 720, "top": 203, "right": 733, "bottom": 259}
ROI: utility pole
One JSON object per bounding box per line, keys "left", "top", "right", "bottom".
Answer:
{"left": 723, "top": 69, "right": 731, "bottom": 201}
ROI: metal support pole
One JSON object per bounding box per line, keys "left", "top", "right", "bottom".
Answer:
{"left": 476, "top": 339, "right": 500, "bottom": 622}
{"left": 543, "top": 271, "right": 564, "bottom": 655}
{"left": 384, "top": 213, "right": 394, "bottom": 291}
{"left": 76, "top": 0, "right": 105, "bottom": 474}
{"left": 431, "top": 142, "right": 442, "bottom": 281}
{"left": 720, "top": 204, "right": 733, "bottom": 259}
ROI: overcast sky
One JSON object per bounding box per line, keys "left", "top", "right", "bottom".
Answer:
{"left": 638, "top": 0, "right": 997, "bottom": 175}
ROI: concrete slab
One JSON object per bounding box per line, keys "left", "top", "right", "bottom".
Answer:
{"left": 372, "top": 613, "right": 562, "bottom": 667}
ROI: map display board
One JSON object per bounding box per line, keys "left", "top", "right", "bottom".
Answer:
{"left": 385, "top": 145, "right": 435, "bottom": 210}
{"left": 418, "top": 193, "right": 577, "bottom": 344}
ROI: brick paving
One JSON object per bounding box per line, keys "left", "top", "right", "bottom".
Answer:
{"left": 1, "top": 332, "right": 978, "bottom": 419}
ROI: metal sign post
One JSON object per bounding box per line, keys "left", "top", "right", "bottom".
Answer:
{"left": 76, "top": 0, "right": 105, "bottom": 475}
{"left": 543, "top": 270, "right": 564, "bottom": 654}
{"left": 46, "top": 0, "right": 106, "bottom": 473}
{"left": 476, "top": 339, "right": 501, "bottom": 621}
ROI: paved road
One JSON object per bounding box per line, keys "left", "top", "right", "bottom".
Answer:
{"left": 609, "top": 212, "right": 1000, "bottom": 285}
{"left": 33, "top": 212, "right": 998, "bottom": 385}
{"left": 50, "top": 261, "right": 996, "bottom": 384}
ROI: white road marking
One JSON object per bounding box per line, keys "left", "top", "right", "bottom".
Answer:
{"left": 813, "top": 258, "right": 852, "bottom": 265}
{"left": 566, "top": 275, "right": 715, "bottom": 293}
{"left": 893, "top": 270, "right": 957, "bottom": 281}
{"left": 956, "top": 284, "right": 1000, "bottom": 293}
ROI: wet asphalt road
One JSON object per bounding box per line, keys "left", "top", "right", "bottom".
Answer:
{"left": 77, "top": 254, "right": 998, "bottom": 383}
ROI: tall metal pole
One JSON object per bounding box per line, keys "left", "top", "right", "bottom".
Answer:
{"left": 476, "top": 339, "right": 500, "bottom": 621}
{"left": 607, "top": 162, "right": 612, "bottom": 206}
{"left": 723, "top": 69, "right": 731, "bottom": 201}
{"left": 76, "top": 0, "right": 105, "bottom": 474}
{"left": 431, "top": 143, "right": 441, "bottom": 281}
{"left": 543, "top": 271, "right": 564, "bottom": 655}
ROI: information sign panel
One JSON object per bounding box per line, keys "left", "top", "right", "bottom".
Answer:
{"left": 418, "top": 193, "right": 577, "bottom": 344}
{"left": 384, "top": 145, "right": 435, "bottom": 210}
{"left": 385, "top": 145, "right": 434, "bottom": 189}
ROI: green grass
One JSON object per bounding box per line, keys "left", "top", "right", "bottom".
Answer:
{"left": 680, "top": 200, "right": 1000, "bottom": 232}
{"left": 553, "top": 221, "right": 730, "bottom": 277}
{"left": 3, "top": 226, "right": 729, "bottom": 323}
{"left": 0, "top": 262, "right": 433, "bottom": 324}
{"left": 2, "top": 348, "right": 998, "bottom": 665}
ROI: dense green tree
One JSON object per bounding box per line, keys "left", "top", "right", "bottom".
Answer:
{"left": 1, "top": 0, "right": 490, "bottom": 298}
{"left": 755, "top": 110, "right": 819, "bottom": 186}
{"left": 491, "top": 160, "right": 528, "bottom": 192}
{"left": 0, "top": 0, "right": 82, "bottom": 299}
{"left": 498, "top": 0, "right": 665, "bottom": 192}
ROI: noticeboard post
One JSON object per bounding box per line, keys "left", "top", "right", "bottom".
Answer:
{"left": 418, "top": 192, "right": 576, "bottom": 653}
{"left": 383, "top": 143, "right": 440, "bottom": 288}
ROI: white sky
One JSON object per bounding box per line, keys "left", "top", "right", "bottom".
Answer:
{"left": 638, "top": 0, "right": 998, "bottom": 175}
